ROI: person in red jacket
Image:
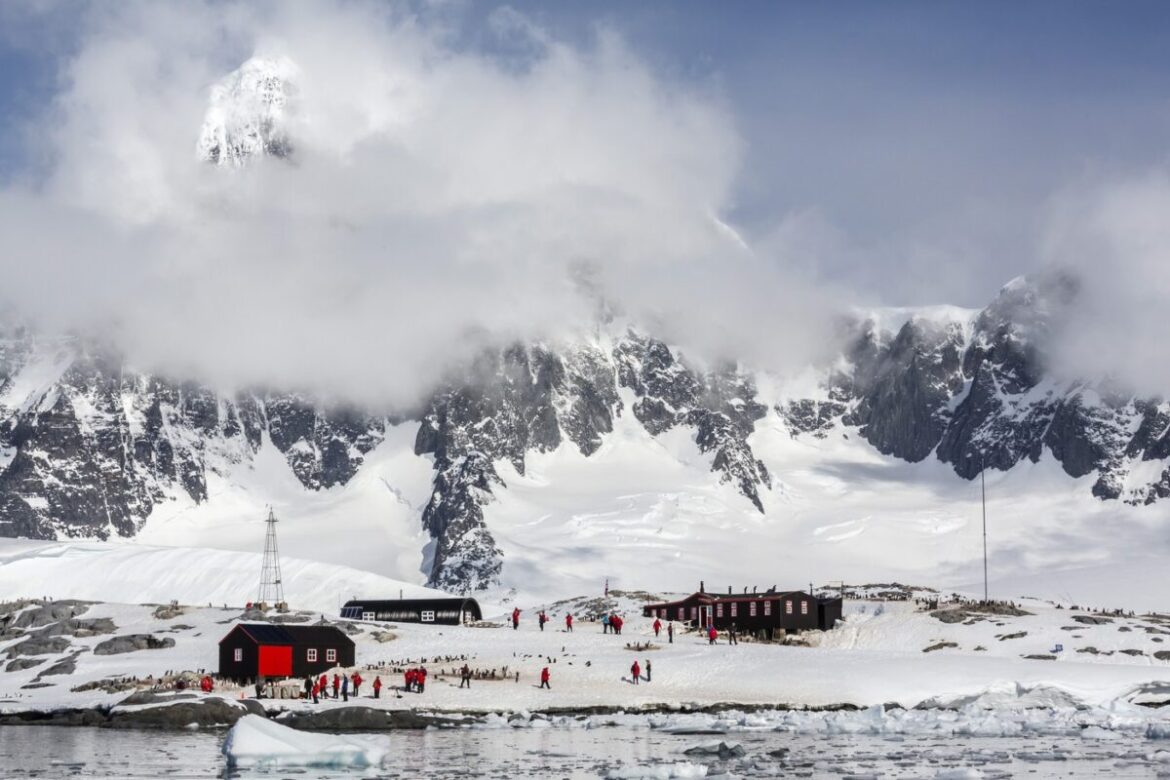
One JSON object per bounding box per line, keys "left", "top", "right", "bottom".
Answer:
{"left": 352, "top": 671, "right": 363, "bottom": 697}
{"left": 512, "top": 607, "right": 521, "bottom": 630}
{"left": 332, "top": 673, "right": 340, "bottom": 698}
{"left": 539, "top": 667, "right": 550, "bottom": 689}
{"left": 311, "top": 681, "right": 320, "bottom": 703}
{"left": 318, "top": 673, "right": 328, "bottom": 699}
{"left": 630, "top": 660, "right": 641, "bottom": 685}
{"left": 538, "top": 611, "right": 548, "bottom": 631}
{"left": 565, "top": 613, "right": 573, "bottom": 632}
{"left": 373, "top": 675, "right": 382, "bottom": 699}
{"left": 404, "top": 668, "right": 414, "bottom": 692}
{"left": 707, "top": 626, "right": 717, "bottom": 645}
{"left": 653, "top": 618, "right": 662, "bottom": 637}
{"left": 611, "top": 615, "right": 623, "bottom": 635}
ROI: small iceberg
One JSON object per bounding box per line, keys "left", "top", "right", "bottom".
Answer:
{"left": 221, "top": 714, "right": 391, "bottom": 768}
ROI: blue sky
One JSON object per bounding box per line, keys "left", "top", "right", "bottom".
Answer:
{"left": 2, "top": 1, "right": 1170, "bottom": 309}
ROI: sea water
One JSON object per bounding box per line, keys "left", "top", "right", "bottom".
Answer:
{"left": 1, "top": 723, "right": 1168, "bottom": 778}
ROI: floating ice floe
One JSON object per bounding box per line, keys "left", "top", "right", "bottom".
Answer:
{"left": 604, "top": 762, "right": 708, "bottom": 779}
{"left": 221, "top": 714, "right": 390, "bottom": 768}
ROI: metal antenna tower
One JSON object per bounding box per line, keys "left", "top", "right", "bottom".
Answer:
{"left": 257, "top": 507, "right": 285, "bottom": 609}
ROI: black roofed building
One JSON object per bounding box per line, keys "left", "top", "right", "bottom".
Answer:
{"left": 642, "top": 586, "right": 843, "bottom": 640}
{"left": 339, "top": 597, "right": 483, "bottom": 625}
{"left": 218, "top": 623, "right": 355, "bottom": 682}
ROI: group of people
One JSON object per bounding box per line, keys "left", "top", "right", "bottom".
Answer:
{"left": 706, "top": 624, "right": 738, "bottom": 645}
{"left": 303, "top": 671, "right": 382, "bottom": 703}
{"left": 651, "top": 618, "right": 675, "bottom": 643}
{"left": 628, "top": 659, "right": 651, "bottom": 685}
{"left": 601, "top": 613, "right": 624, "bottom": 634}
{"left": 404, "top": 666, "right": 428, "bottom": 693}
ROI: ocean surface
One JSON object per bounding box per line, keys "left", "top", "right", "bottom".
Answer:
{"left": 1, "top": 723, "right": 1168, "bottom": 778}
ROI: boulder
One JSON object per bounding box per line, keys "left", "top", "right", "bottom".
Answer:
{"left": 93, "top": 635, "right": 176, "bottom": 656}
{"left": 684, "top": 741, "right": 746, "bottom": 759}
{"left": 6, "top": 636, "right": 71, "bottom": 658}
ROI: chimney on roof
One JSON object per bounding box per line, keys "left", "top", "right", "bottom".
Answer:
{"left": 743, "top": 586, "right": 747, "bottom": 594}
{"left": 752, "top": 586, "right": 757, "bottom": 594}
{"left": 727, "top": 586, "right": 732, "bottom": 595}
{"left": 700, "top": 580, "right": 705, "bottom": 593}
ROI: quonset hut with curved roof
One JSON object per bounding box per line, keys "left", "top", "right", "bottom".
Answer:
{"left": 340, "top": 598, "right": 482, "bottom": 625}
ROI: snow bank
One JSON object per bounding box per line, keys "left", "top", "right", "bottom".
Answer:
{"left": 221, "top": 714, "right": 391, "bottom": 768}
{"left": 0, "top": 540, "right": 448, "bottom": 614}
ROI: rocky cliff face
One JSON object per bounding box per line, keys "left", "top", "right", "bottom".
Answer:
{"left": 781, "top": 272, "right": 1170, "bottom": 507}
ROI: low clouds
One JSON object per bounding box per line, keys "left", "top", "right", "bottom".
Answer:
{"left": 1040, "top": 170, "right": 1170, "bottom": 393}
{"left": 0, "top": 0, "right": 838, "bottom": 405}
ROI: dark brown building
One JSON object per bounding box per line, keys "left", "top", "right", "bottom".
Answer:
{"left": 642, "top": 588, "right": 842, "bottom": 639}
{"left": 218, "top": 623, "right": 355, "bottom": 682}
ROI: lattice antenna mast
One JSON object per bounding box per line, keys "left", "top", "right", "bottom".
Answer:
{"left": 257, "top": 507, "right": 285, "bottom": 608}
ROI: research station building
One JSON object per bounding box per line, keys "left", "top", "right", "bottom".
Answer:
{"left": 218, "top": 623, "right": 355, "bottom": 682}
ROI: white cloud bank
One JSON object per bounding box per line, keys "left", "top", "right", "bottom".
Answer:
{"left": 0, "top": 0, "right": 839, "bottom": 406}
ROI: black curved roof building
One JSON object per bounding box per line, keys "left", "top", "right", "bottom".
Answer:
{"left": 340, "top": 598, "right": 482, "bottom": 625}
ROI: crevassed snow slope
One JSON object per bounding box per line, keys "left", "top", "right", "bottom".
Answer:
{"left": 482, "top": 398, "right": 1168, "bottom": 605}
{"left": 0, "top": 540, "right": 448, "bottom": 614}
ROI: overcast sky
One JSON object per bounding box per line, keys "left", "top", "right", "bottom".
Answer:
{"left": 1, "top": 1, "right": 1169, "bottom": 399}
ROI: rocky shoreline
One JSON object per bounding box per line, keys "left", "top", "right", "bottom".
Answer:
{"left": 0, "top": 695, "right": 866, "bottom": 732}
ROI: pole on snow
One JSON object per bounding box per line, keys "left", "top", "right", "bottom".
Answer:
{"left": 981, "top": 457, "right": 988, "bottom": 603}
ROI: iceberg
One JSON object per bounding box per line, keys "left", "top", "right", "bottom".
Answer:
{"left": 221, "top": 714, "right": 391, "bottom": 768}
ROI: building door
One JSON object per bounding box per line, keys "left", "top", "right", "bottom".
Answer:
{"left": 698, "top": 605, "right": 712, "bottom": 629}
{"left": 258, "top": 645, "right": 293, "bottom": 677}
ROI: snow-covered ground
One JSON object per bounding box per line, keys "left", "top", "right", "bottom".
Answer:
{"left": 2, "top": 577, "right": 1170, "bottom": 725}
{"left": 0, "top": 540, "right": 448, "bottom": 615}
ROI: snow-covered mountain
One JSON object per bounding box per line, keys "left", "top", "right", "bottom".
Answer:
{"left": 196, "top": 57, "right": 297, "bottom": 166}
{"left": 2, "top": 272, "right": 1168, "bottom": 598}
{"left": 2, "top": 56, "right": 1167, "bottom": 599}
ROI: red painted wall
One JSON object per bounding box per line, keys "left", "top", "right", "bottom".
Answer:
{"left": 258, "top": 645, "right": 292, "bottom": 677}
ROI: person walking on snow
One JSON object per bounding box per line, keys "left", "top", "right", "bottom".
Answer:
{"left": 512, "top": 607, "right": 521, "bottom": 630}
{"left": 332, "top": 674, "right": 340, "bottom": 699}
{"left": 540, "top": 667, "right": 550, "bottom": 689}
{"left": 404, "top": 668, "right": 413, "bottom": 692}
{"left": 311, "top": 680, "right": 320, "bottom": 703}
{"left": 653, "top": 618, "right": 662, "bottom": 637}
{"left": 612, "top": 615, "right": 623, "bottom": 635}
{"left": 645, "top": 659, "right": 652, "bottom": 682}
{"left": 352, "top": 671, "right": 363, "bottom": 697}
{"left": 668, "top": 622, "right": 674, "bottom": 644}
{"left": 418, "top": 666, "right": 428, "bottom": 693}
{"left": 630, "top": 660, "right": 641, "bottom": 685}
{"left": 539, "top": 611, "right": 547, "bottom": 631}
{"left": 341, "top": 674, "right": 349, "bottom": 702}
{"left": 708, "top": 626, "right": 717, "bottom": 645}
{"left": 460, "top": 664, "right": 472, "bottom": 689}
{"left": 318, "top": 673, "right": 328, "bottom": 698}
{"left": 729, "top": 623, "right": 738, "bottom": 645}
{"left": 602, "top": 614, "right": 610, "bottom": 634}
{"left": 373, "top": 676, "right": 382, "bottom": 699}
{"left": 565, "top": 613, "right": 573, "bottom": 632}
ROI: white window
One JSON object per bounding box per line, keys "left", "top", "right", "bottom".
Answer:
{"left": 233, "top": 648, "right": 242, "bottom": 662}
{"left": 421, "top": 610, "right": 436, "bottom": 622}
{"left": 716, "top": 603, "right": 723, "bottom": 618}
{"left": 690, "top": 607, "right": 697, "bottom": 620}
{"left": 362, "top": 611, "right": 376, "bottom": 621}
{"left": 326, "top": 649, "right": 337, "bottom": 663}
{"left": 659, "top": 609, "right": 666, "bottom": 619}
{"left": 730, "top": 603, "right": 738, "bottom": 617}
{"left": 801, "top": 601, "right": 809, "bottom": 615}
{"left": 307, "top": 648, "right": 318, "bottom": 662}
{"left": 785, "top": 600, "right": 793, "bottom": 614}
{"left": 678, "top": 607, "right": 685, "bottom": 619}
{"left": 764, "top": 601, "right": 772, "bottom": 616}
{"left": 750, "top": 602, "right": 757, "bottom": 617}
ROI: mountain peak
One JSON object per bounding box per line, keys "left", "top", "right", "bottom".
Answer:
{"left": 196, "top": 56, "right": 298, "bottom": 166}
